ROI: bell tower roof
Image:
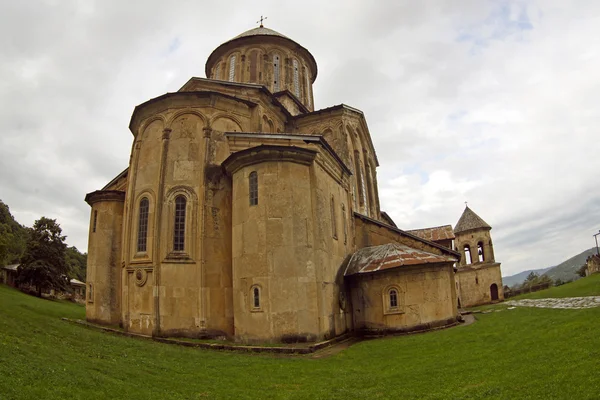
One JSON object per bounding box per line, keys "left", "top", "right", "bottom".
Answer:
{"left": 454, "top": 206, "right": 491, "bottom": 234}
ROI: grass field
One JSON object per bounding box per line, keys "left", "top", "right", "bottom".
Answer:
{"left": 1, "top": 279, "right": 600, "bottom": 400}
{"left": 510, "top": 272, "right": 600, "bottom": 300}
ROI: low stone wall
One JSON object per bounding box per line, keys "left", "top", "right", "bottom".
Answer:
{"left": 504, "top": 282, "right": 551, "bottom": 298}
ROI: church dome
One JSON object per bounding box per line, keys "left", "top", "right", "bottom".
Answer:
{"left": 205, "top": 25, "right": 318, "bottom": 111}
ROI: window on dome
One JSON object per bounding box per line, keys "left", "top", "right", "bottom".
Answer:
{"left": 273, "top": 54, "right": 280, "bottom": 92}
{"left": 215, "top": 61, "right": 221, "bottom": 80}
{"left": 293, "top": 59, "right": 300, "bottom": 97}
{"left": 228, "top": 55, "right": 236, "bottom": 82}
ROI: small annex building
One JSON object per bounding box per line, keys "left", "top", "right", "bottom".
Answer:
{"left": 84, "top": 24, "right": 468, "bottom": 343}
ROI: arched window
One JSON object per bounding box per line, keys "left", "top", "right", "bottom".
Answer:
{"left": 331, "top": 196, "right": 337, "bottom": 239}
{"left": 360, "top": 162, "right": 368, "bottom": 212}
{"left": 384, "top": 286, "right": 403, "bottom": 314}
{"left": 228, "top": 55, "right": 236, "bottom": 82}
{"left": 293, "top": 59, "right": 300, "bottom": 97}
{"left": 354, "top": 151, "right": 364, "bottom": 207}
{"left": 389, "top": 289, "right": 398, "bottom": 308}
{"left": 137, "top": 198, "right": 149, "bottom": 252}
{"left": 253, "top": 287, "right": 260, "bottom": 308}
{"left": 273, "top": 54, "right": 280, "bottom": 91}
{"left": 250, "top": 285, "right": 262, "bottom": 311}
{"left": 477, "top": 242, "right": 484, "bottom": 262}
{"left": 464, "top": 245, "right": 472, "bottom": 265}
{"left": 215, "top": 61, "right": 221, "bottom": 80}
{"left": 174, "top": 196, "right": 186, "bottom": 251}
{"left": 249, "top": 50, "right": 258, "bottom": 82}
{"left": 249, "top": 171, "right": 258, "bottom": 206}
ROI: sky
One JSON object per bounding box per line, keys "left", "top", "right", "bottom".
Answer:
{"left": 0, "top": 0, "right": 598, "bottom": 277}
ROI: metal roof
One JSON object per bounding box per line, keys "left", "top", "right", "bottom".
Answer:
{"left": 232, "top": 26, "right": 291, "bottom": 41}
{"left": 344, "top": 243, "right": 457, "bottom": 276}
{"left": 406, "top": 225, "right": 455, "bottom": 241}
{"left": 454, "top": 206, "right": 491, "bottom": 234}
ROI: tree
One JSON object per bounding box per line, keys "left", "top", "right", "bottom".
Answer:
{"left": 17, "top": 217, "right": 69, "bottom": 297}
{"left": 577, "top": 264, "right": 588, "bottom": 278}
{"left": 0, "top": 200, "right": 27, "bottom": 266}
{"left": 65, "top": 246, "right": 87, "bottom": 282}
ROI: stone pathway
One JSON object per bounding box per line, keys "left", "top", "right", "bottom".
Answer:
{"left": 505, "top": 296, "right": 600, "bottom": 309}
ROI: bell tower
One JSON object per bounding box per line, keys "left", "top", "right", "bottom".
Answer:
{"left": 453, "top": 206, "right": 503, "bottom": 307}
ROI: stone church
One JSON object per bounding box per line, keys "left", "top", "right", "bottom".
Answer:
{"left": 85, "top": 24, "right": 501, "bottom": 343}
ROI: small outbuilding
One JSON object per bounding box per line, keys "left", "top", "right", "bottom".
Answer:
{"left": 344, "top": 243, "right": 459, "bottom": 335}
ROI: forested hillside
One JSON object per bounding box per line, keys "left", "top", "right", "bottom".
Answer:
{"left": 0, "top": 200, "right": 27, "bottom": 266}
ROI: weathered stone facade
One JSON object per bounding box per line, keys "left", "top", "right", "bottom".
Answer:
{"left": 85, "top": 25, "right": 462, "bottom": 342}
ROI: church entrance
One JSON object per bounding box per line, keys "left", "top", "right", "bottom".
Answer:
{"left": 490, "top": 283, "right": 499, "bottom": 301}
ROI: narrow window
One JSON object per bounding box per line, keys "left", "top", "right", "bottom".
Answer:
{"left": 92, "top": 210, "right": 98, "bottom": 233}
{"left": 273, "top": 54, "right": 280, "bottom": 91}
{"left": 88, "top": 283, "right": 93, "bottom": 303}
{"left": 215, "top": 61, "right": 221, "bottom": 80}
{"left": 249, "top": 50, "right": 258, "bottom": 82}
{"left": 475, "top": 276, "right": 479, "bottom": 284}
{"left": 389, "top": 289, "right": 398, "bottom": 308}
{"left": 354, "top": 151, "right": 364, "bottom": 207}
{"left": 174, "top": 196, "right": 186, "bottom": 251}
{"left": 342, "top": 204, "right": 347, "bottom": 244}
{"left": 477, "top": 242, "right": 484, "bottom": 262}
{"left": 228, "top": 55, "right": 236, "bottom": 82}
{"left": 249, "top": 171, "right": 258, "bottom": 206}
{"left": 464, "top": 245, "right": 472, "bottom": 265}
{"left": 137, "top": 198, "right": 149, "bottom": 252}
{"left": 293, "top": 59, "right": 299, "bottom": 97}
{"left": 360, "top": 162, "right": 368, "bottom": 212}
{"left": 253, "top": 287, "right": 260, "bottom": 308}
{"left": 331, "top": 196, "right": 337, "bottom": 239}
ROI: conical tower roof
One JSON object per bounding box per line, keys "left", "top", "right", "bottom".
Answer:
{"left": 454, "top": 206, "right": 491, "bottom": 234}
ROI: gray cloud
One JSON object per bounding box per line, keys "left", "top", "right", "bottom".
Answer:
{"left": 0, "top": 1, "right": 598, "bottom": 277}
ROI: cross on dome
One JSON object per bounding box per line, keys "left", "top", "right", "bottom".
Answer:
{"left": 257, "top": 15, "right": 267, "bottom": 27}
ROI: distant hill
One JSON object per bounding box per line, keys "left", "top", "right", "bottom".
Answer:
{"left": 503, "top": 267, "right": 553, "bottom": 288}
{"left": 542, "top": 248, "right": 597, "bottom": 283}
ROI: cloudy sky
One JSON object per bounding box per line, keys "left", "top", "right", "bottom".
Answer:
{"left": 1, "top": 0, "right": 598, "bottom": 276}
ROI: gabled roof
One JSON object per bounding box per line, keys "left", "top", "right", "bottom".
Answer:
{"left": 406, "top": 225, "right": 455, "bottom": 242}
{"left": 344, "top": 243, "right": 457, "bottom": 276}
{"left": 454, "top": 206, "right": 491, "bottom": 234}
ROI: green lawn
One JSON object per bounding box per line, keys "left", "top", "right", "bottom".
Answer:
{"left": 510, "top": 272, "right": 600, "bottom": 300}
{"left": 1, "top": 284, "right": 600, "bottom": 399}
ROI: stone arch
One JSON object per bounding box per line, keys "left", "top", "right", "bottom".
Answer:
{"left": 132, "top": 189, "right": 157, "bottom": 258}
{"left": 164, "top": 185, "right": 198, "bottom": 259}
{"left": 382, "top": 284, "right": 404, "bottom": 313}
{"left": 210, "top": 114, "right": 244, "bottom": 132}
{"left": 490, "top": 283, "right": 499, "bottom": 301}
{"left": 138, "top": 116, "right": 166, "bottom": 140}
{"left": 166, "top": 110, "right": 207, "bottom": 131}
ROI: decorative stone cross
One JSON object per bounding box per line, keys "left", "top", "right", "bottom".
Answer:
{"left": 257, "top": 15, "right": 267, "bottom": 27}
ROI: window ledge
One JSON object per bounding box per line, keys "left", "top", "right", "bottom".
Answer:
{"left": 384, "top": 308, "right": 405, "bottom": 316}
{"left": 164, "top": 252, "right": 195, "bottom": 263}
